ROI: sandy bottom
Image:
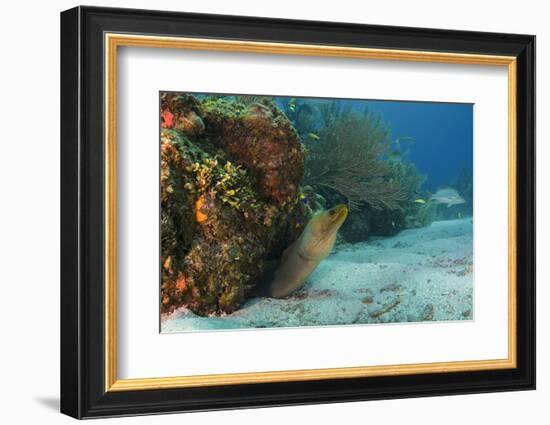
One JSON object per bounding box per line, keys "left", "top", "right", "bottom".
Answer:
{"left": 162, "top": 218, "right": 473, "bottom": 332}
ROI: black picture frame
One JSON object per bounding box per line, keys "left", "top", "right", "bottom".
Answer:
{"left": 61, "top": 5, "right": 535, "bottom": 419}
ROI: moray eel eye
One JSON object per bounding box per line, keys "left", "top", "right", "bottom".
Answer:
{"left": 329, "top": 209, "right": 336, "bottom": 216}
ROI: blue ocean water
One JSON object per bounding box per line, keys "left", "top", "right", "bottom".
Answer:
{"left": 361, "top": 100, "right": 473, "bottom": 192}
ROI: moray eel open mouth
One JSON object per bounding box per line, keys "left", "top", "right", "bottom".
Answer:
{"left": 327, "top": 204, "right": 348, "bottom": 229}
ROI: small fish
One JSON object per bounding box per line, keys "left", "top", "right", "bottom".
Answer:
{"left": 307, "top": 133, "right": 320, "bottom": 141}
{"left": 414, "top": 199, "right": 426, "bottom": 204}
{"left": 387, "top": 149, "right": 402, "bottom": 160}
{"left": 394, "top": 136, "right": 414, "bottom": 144}
{"left": 289, "top": 98, "right": 296, "bottom": 112}
{"left": 299, "top": 193, "right": 309, "bottom": 205}
{"left": 431, "top": 188, "right": 466, "bottom": 208}
{"left": 458, "top": 212, "right": 462, "bottom": 218}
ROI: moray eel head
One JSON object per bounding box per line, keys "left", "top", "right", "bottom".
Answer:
{"left": 321, "top": 203, "right": 348, "bottom": 232}
{"left": 300, "top": 204, "right": 348, "bottom": 259}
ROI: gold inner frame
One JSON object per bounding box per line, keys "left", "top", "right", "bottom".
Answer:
{"left": 104, "top": 33, "right": 518, "bottom": 392}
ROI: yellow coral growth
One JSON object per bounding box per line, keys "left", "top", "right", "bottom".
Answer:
{"left": 195, "top": 196, "right": 208, "bottom": 223}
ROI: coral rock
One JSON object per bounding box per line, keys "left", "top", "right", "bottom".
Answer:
{"left": 202, "top": 100, "right": 304, "bottom": 205}
{"left": 161, "top": 93, "right": 205, "bottom": 136}
{"left": 160, "top": 94, "right": 307, "bottom": 316}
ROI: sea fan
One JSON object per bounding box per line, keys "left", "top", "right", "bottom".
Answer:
{"left": 304, "top": 113, "right": 407, "bottom": 211}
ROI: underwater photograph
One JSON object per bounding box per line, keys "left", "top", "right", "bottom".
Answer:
{"left": 159, "top": 92, "right": 473, "bottom": 332}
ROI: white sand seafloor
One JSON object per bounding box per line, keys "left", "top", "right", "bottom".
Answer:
{"left": 162, "top": 218, "right": 473, "bottom": 332}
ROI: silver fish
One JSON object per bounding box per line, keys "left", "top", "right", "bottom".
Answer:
{"left": 431, "top": 188, "right": 466, "bottom": 207}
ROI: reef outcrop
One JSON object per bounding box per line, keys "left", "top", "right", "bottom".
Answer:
{"left": 160, "top": 94, "right": 307, "bottom": 316}
{"left": 201, "top": 98, "right": 304, "bottom": 205}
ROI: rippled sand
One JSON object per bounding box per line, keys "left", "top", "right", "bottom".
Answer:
{"left": 162, "top": 218, "right": 473, "bottom": 332}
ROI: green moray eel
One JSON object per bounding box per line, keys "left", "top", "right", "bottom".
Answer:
{"left": 267, "top": 204, "right": 348, "bottom": 298}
